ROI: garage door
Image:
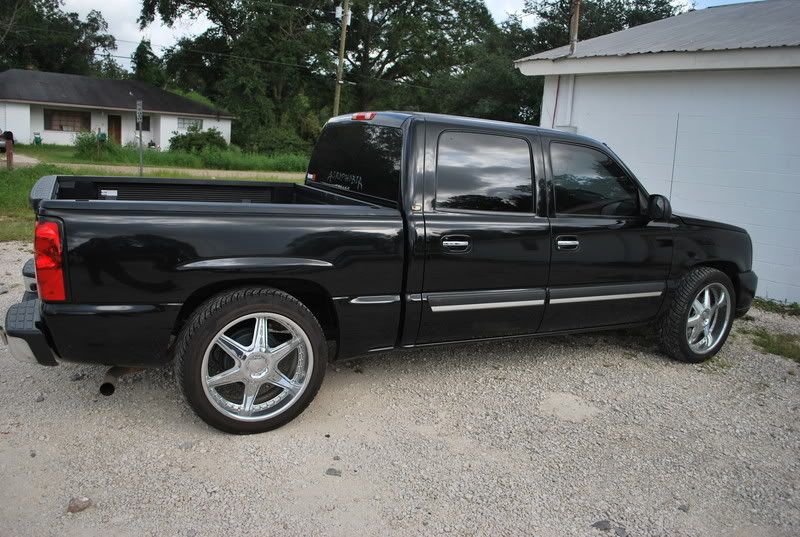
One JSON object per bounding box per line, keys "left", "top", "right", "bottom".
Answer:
{"left": 567, "top": 69, "right": 800, "bottom": 302}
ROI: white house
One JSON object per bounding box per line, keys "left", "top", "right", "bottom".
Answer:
{"left": 0, "top": 69, "right": 233, "bottom": 149}
{"left": 515, "top": 0, "right": 800, "bottom": 302}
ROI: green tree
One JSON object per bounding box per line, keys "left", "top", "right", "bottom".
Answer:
{"left": 0, "top": 0, "right": 117, "bottom": 75}
{"left": 141, "top": 0, "right": 335, "bottom": 152}
{"left": 132, "top": 39, "right": 166, "bottom": 87}
{"left": 524, "top": 0, "right": 680, "bottom": 52}
{"left": 341, "top": 0, "right": 495, "bottom": 110}
{"left": 423, "top": 16, "right": 543, "bottom": 124}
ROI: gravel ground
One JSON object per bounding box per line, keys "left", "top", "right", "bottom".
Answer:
{"left": 1, "top": 240, "right": 799, "bottom": 537}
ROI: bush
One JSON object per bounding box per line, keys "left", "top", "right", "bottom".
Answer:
{"left": 73, "top": 131, "right": 119, "bottom": 159}
{"left": 169, "top": 125, "right": 227, "bottom": 153}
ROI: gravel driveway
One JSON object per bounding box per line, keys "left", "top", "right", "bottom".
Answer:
{"left": 1, "top": 240, "right": 798, "bottom": 537}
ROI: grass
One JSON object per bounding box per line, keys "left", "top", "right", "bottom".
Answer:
{"left": 742, "top": 327, "right": 800, "bottom": 363}
{"left": 0, "top": 163, "right": 300, "bottom": 242}
{"left": 15, "top": 143, "right": 309, "bottom": 173}
{"left": 752, "top": 297, "right": 800, "bottom": 317}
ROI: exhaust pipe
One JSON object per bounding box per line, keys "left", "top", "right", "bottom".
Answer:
{"left": 99, "top": 366, "right": 143, "bottom": 396}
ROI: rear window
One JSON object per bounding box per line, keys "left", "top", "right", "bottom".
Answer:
{"left": 307, "top": 122, "right": 403, "bottom": 203}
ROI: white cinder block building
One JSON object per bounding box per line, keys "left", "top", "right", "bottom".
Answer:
{"left": 515, "top": 0, "right": 800, "bottom": 302}
{"left": 0, "top": 69, "right": 233, "bottom": 149}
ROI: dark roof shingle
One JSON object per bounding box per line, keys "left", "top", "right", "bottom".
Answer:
{"left": 516, "top": 0, "right": 800, "bottom": 63}
{"left": 0, "top": 69, "right": 232, "bottom": 118}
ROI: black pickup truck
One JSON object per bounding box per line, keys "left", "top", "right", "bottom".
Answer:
{"left": 1, "top": 112, "right": 757, "bottom": 434}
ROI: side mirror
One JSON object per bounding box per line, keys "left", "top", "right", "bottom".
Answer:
{"left": 648, "top": 194, "right": 672, "bottom": 222}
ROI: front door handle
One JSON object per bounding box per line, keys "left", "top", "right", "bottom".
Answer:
{"left": 442, "top": 235, "right": 471, "bottom": 252}
{"left": 556, "top": 236, "right": 579, "bottom": 250}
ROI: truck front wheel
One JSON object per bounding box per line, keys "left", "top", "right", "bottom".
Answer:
{"left": 174, "top": 287, "right": 327, "bottom": 434}
{"left": 658, "top": 267, "right": 736, "bottom": 363}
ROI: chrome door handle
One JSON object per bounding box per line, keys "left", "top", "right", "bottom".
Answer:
{"left": 556, "top": 236, "right": 579, "bottom": 250}
{"left": 442, "top": 235, "right": 471, "bottom": 252}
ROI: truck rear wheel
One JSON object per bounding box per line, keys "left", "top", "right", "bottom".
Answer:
{"left": 174, "top": 287, "right": 327, "bottom": 434}
{"left": 658, "top": 267, "right": 735, "bottom": 363}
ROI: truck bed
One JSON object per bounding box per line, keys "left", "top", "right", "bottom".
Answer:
{"left": 31, "top": 175, "right": 369, "bottom": 210}
{"left": 29, "top": 174, "right": 405, "bottom": 365}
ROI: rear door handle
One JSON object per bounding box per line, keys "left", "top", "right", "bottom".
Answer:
{"left": 442, "top": 235, "right": 471, "bottom": 252}
{"left": 556, "top": 236, "right": 579, "bottom": 250}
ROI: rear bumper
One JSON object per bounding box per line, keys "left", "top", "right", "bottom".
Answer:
{"left": 735, "top": 270, "right": 758, "bottom": 317}
{"left": 2, "top": 299, "right": 58, "bottom": 366}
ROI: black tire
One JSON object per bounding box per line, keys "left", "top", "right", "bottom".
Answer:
{"left": 174, "top": 287, "right": 327, "bottom": 434}
{"left": 658, "top": 267, "right": 736, "bottom": 363}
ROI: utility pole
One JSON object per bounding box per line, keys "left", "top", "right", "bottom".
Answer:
{"left": 332, "top": 0, "right": 350, "bottom": 117}
{"left": 569, "top": 0, "right": 581, "bottom": 56}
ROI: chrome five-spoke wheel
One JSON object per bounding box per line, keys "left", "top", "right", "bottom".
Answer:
{"left": 686, "top": 282, "right": 730, "bottom": 354}
{"left": 201, "top": 312, "right": 314, "bottom": 422}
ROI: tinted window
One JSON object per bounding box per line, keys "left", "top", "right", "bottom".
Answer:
{"left": 550, "top": 143, "right": 640, "bottom": 216}
{"left": 308, "top": 123, "right": 403, "bottom": 203}
{"left": 436, "top": 132, "right": 532, "bottom": 213}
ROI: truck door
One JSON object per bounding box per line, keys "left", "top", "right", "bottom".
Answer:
{"left": 417, "top": 128, "right": 550, "bottom": 344}
{"left": 540, "top": 140, "right": 673, "bottom": 332}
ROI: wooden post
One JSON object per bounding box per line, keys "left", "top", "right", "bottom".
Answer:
{"left": 332, "top": 0, "right": 351, "bottom": 117}
{"left": 569, "top": 0, "right": 581, "bottom": 56}
{"left": 5, "top": 136, "right": 12, "bottom": 170}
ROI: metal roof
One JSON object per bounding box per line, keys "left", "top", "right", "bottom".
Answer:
{"left": 516, "top": 0, "right": 800, "bottom": 63}
{"left": 0, "top": 69, "right": 233, "bottom": 118}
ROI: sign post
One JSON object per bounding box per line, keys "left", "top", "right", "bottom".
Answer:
{"left": 136, "top": 100, "right": 144, "bottom": 177}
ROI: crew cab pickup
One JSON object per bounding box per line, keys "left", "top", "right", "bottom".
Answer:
{"left": 1, "top": 112, "right": 757, "bottom": 434}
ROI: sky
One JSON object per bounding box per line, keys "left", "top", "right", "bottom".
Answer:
{"left": 62, "top": 0, "right": 761, "bottom": 69}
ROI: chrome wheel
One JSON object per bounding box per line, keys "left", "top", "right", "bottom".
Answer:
{"left": 686, "top": 282, "right": 730, "bottom": 354}
{"left": 201, "top": 313, "right": 313, "bottom": 422}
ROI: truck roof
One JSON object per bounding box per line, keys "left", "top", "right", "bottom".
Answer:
{"left": 327, "top": 111, "right": 601, "bottom": 147}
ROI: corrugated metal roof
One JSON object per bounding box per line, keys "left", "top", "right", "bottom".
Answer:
{"left": 0, "top": 69, "right": 233, "bottom": 118}
{"left": 516, "top": 0, "right": 800, "bottom": 63}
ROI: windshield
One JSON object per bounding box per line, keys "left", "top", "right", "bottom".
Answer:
{"left": 307, "top": 122, "right": 403, "bottom": 204}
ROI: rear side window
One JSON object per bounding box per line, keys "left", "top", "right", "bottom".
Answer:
{"left": 307, "top": 123, "right": 403, "bottom": 203}
{"left": 436, "top": 132, "right": 533, "bottom": 213}
{"left": 550, "top": 143, "right": 640, "bottom": 216}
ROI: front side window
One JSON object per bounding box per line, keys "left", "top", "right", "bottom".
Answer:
{"left": 178, "top": 117, "right": 202, "bottom": 130}
{"left": 436, "top": 132, "right": 533, "bottom": 213}
{"left": 44, "top": 109, "right": 90, "bottom": 132}
{"left": 550, "top": 143, "right": 640, "bottom": 216}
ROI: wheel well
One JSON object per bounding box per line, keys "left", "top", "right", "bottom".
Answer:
{"left": 173, "top": 279, "right": 339, "bottom": 341}
{"left": 696, "top": 261, "right": 740, "bottom": 297}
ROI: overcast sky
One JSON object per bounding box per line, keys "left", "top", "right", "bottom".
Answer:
{"left": 62, "top": 0, "right": 757, "bottom": 69}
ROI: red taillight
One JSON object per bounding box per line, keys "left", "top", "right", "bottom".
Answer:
{"left": 34, "top": 220, "right": 66, "bottom": 302}
{"left": 351, "top": 111, "right": 377, "bottom": 120}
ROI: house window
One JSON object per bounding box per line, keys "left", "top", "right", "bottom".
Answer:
{"left": 177, "top": 117, "right": 202, "bottom": 130}
{"left": 136, "top": 115, "right": 151, "bottom": 131}
{"left": 44, "top": 109, "right": 91, "bottom": 132}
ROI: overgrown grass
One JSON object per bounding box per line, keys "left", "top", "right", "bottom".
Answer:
{"left": 752, "top": 297, "right": 800, "bottom": 317}
{"left": 0, "top": 164, "right": 299, "bottom": 242}
{"left": 744, "top": 327, "right": 800, "bottom": 363}
{"left": 15, "top": 143, "right": 309, "bottom": 172}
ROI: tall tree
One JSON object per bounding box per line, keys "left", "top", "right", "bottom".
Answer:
{"left": 524, "top": 0, "right": 680, "bottom": 52}
{"left": 342, "top": 0, "right": 495, "bottom": 110}
{"left": 0, "top": 0, "right": 117, "bottom": 75}
{"left": 423, "top": 16, "right": 543, "bottom": 124}
{"left": 141, "top": 1, "right": 335, "bottom": 152}
{"left": 132, "top": 39, "right": 166, "bottom": 87}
